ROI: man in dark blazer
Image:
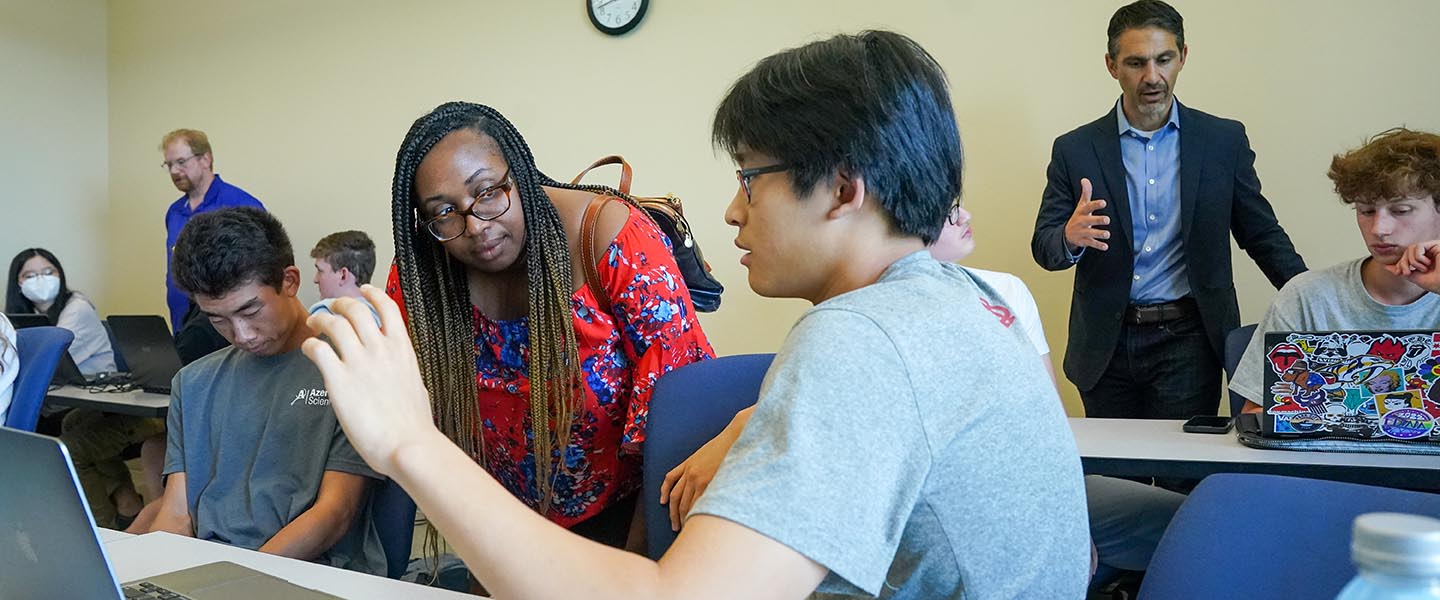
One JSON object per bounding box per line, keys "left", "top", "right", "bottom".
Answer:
{"left": 1032, "top": 0, "right": 1306, "bottom": 420}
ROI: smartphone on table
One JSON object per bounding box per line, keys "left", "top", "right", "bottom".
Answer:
{"left": 1182, "top": 415, "right": 1234, "bottom": 434}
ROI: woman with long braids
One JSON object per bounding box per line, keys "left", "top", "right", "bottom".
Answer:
{"left": 385, "top": 102, "right": 714, "bottom": 550}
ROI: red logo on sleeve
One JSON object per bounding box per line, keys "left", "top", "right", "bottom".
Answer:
{"left": 978, "top": 297, "right": 1016, "bottom": 328}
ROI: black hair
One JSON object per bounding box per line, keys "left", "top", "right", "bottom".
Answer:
{"left": 712, "top": 29, "right": 963, "bottom": 244}
{"left": 392, "top": 102, "right": 634, "bottom": 514}
{"left": 6, "top": 248, "right": 75, "bottom": 323}
{"left": 310, "top": 230, "right": 377, "bottom": 284}
{"left": 171, "top": 207, "right": 294, "bottom": 297}
{"left": 1107, "top": 0, "right": 1185, "bottom": 57}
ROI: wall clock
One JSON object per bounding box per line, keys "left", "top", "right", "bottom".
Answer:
{"left": 587, "top": 0, "right": 648, "bottom": 36}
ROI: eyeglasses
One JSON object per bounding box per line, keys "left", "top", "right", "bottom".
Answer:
{"left": 736, "top": 163, "right": 790, "bottom": 201}
{"left": 19, "top": 268, "right": 57, "bottom": 283}
{"left": 162, "top": 155, "right": 200, "bottom": 171}
{"left": 946, "top": 202, "right": 966, "bottom": 226}
{"left": 422, "top": 169, "right": 515, "bottom": 242}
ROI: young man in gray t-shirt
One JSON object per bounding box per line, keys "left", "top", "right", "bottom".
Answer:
{"left": 1235, "top": 128, "right": 1440, "bottom": 412}
{"left": 291, "top": 30, "right": 1090, "bottom": 600}
{"left": 144, "top": 207, "right": 386, "bottom": 576}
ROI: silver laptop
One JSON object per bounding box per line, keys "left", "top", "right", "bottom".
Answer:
{"left": 0, "top": 426, "right": 339, "bottom": 599}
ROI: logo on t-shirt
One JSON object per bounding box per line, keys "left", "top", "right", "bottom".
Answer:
{"left": 291, "top": 388, "right": 330, "bottom": 406}
{"left": 978, "top": 296, "right": 1016, "bottom": 328}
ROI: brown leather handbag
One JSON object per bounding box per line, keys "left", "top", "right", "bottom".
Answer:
{"left": 571, "top": 155, "right": 724, "bottom": 314}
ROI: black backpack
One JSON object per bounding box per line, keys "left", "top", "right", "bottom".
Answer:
{"left": 572, "top": 155, "right": 724, "bottom": 313}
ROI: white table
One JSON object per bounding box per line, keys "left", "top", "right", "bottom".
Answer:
{"left": 46, "top": 385, "right": 169, "bottom": 417}
{"left": 1071, "top": 418, "right": 1440, "bottom": 489}
{"left": 103, "top": 532, "right": 477, "bottom": 599}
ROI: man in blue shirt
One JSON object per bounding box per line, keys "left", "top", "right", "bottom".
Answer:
{"left": 161, "top": 129, "right": 264, "bottom": 331}
{"left": 1032, "top": 0, "right": 1306, "bottom": 419}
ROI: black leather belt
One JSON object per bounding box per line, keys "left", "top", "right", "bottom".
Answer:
{"left": 1125, "top": 298, "right": 1197, "bottom": 325}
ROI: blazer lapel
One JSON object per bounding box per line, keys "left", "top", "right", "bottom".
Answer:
{"left": 1090, "top": 120, "right": 1133, "bottom": 255}
{"left": 1178, "top": 102, "right": 1205, "bottom": 244}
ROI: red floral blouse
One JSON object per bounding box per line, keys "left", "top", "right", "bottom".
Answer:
{"left": 387, "top": 205, "right": 714, "bottom": 527}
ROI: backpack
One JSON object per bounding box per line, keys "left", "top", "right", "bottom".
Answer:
{"left": 571, "top": 155, "right": 724, "bottom": 313}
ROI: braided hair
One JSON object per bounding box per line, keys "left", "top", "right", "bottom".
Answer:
{"left": 391, "top": 102, "right": 628, "bottom": 513}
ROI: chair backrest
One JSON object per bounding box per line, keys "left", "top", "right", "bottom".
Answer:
{"left": 371, "top": 478, "right": 417, "bottom": 579}
{"left": 1140, "top": 473, "right": 1440, "bottom": 599}
{"left": 1224, "top": 323, "right": 1257, "bottom": 417}
{"left": 6, "top": 326, "right": 75, "bottom": 431}
{"left": 642, "top": 353, "right": 775, "bottom": 559}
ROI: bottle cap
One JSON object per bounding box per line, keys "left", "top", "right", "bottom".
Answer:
{"left": 1352, "top": 512, "right": 1440, "bottom": 577}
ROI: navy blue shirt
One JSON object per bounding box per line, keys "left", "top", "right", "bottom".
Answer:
{"left": 164, "top": 174, "right": 263, "bottom": 330}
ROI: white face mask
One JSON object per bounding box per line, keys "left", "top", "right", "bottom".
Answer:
{"left": 20, "top": 274, "right": 61, "bottom": 305}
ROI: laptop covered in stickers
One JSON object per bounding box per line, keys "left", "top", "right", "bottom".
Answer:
{"left": 1259, "top": 330, "right": 1440, "bottom": 442}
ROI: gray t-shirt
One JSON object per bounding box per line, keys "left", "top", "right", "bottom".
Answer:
{"left": 164, "top": 346, "right": 386, "bottom": 575}
{"left": 1230, "top": 258, "right": 1440, "bottom": 405}
{"left": 691, "top": 252, "right": 1090, "bottom": 599}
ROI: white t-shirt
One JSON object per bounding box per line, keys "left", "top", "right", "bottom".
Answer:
{"left": 963, "top": 267, "right": 1050, "bottom": 356}
{"left": 0, "top": 315, "right": 18, "bottom": 424}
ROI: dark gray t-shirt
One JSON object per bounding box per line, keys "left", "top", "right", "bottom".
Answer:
{"left": 691, "top": 252, "right": 1090, "bottom": 599}
{"left": 164, "top": 346, "right": 386, "bottom": 575}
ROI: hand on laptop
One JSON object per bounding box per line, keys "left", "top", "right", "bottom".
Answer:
{"left": 1390, "top": 240, "right": 1440, "bottom": 294}
{"left": 302, "top": 285, "right": 442, "bottom": 476}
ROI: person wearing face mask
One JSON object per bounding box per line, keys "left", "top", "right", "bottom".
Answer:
{"left": 5, "top": 249, "right": 155, "bottom": 530}
{"left": 6, "top": 248, "right": 116, "bottom": 375}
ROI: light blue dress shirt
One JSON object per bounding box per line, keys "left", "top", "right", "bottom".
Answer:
{"left": 1116, "top": 100, "right": 1189, "bottom": 304}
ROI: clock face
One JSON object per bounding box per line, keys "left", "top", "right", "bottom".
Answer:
{"left": 588, "top": 0, "right": 648, "bottom": 36}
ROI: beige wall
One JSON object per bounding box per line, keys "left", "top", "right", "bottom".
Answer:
{"left": 1, "top": 0, "right": 108, "bottom": 306}
{"left": 101, "top": 0, "right": 1440, "bottom": 415}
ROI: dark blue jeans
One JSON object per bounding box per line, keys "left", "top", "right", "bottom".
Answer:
{"left": 1081, "top": 310, "right": 1222, "bottom": 419}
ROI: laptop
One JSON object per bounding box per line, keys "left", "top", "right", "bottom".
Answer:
{"left": 107, "top": 315, "right": 184, "bottom": 395}
{"left": 51, "top": 351, "right": 102, "bottom": 387}
{"left": 5, "top": 313, "right": 50, "bottom": 329}
{"left": 0, "top": 426, "right": 340, "bottom": 599}
{"left": 1260, "top": 330, "right": 1440, "bottom": 442}
{"left": 5, "top": 315, "right": 129, "bottom": 387}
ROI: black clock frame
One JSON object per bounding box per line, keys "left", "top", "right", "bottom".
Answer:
{"left": 587, "top": 0, "right": 649, "bottom": 36}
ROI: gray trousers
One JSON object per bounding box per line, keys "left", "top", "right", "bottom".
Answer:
{"left": 1087, "top": 475, "right": 1186, "bottom": 571}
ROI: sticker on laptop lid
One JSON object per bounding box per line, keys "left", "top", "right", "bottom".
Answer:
{"left": 1380, "top": 408, "right": 1434, "bottom": 440}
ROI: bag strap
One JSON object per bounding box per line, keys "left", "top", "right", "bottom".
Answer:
{"left": 580, "top": 194, "right": 618, "bottom": 316}
{"left": 570, "top": 155, "right": 632, "bottom": 195}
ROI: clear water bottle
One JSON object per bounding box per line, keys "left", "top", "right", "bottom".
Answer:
{"left": 1336, "top": 512, "right": 1440, "bottom": 599}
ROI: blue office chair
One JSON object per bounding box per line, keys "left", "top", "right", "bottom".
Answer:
{"left": 5, "top": 326, "right": 75, "bottom": 431}
{"left": 1140, "top": 473, "right": 1440, "bottom": 599}
{"left": 642, "top": 353, "right": 775, "bottom": 559}
{"left": 372, "top": 478, "right": 418, "bottom": 579}
{"left": 1224, "top": 323, "right": 1258, "bottom": 417}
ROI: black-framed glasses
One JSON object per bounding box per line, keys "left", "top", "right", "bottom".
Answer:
{"left": 162, "top": 155, "right": 200, "bottom": 170}
{"left": 736, "top": 163, "right": 790, "bottom": 201}
{"left": 422, "top": 169, "right": 515, "bottom": 242}
{"left": 946, "top": 202, "right": 966, "bottom": 226}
